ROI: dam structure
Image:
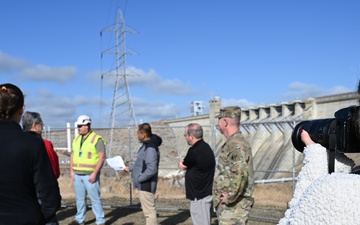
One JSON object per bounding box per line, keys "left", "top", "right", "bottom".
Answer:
{"left": 51, "top": 91, "right": 360, "bottom": 213}
{"left": 160, "top": 91, "right": 359, "bottom": 180}
{"left": 53, "top": 91, "right": 359, "bottom": 182}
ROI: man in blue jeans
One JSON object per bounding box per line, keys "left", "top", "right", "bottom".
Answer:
{"left": 69, "top": 115, "right": 106, "bottom": 225}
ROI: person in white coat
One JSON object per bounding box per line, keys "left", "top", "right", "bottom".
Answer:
{"left": 278, "top": 129, "right": 360, "bottom": 225}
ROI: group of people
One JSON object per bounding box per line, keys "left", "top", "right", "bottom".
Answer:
{"left": 8, "top": 80, "right": 358, "bottom": 225}
{"left": 0, "top": 82, "right": 105, "bottom": 225}
{"left": 0, "top": 82, "right": 256, "bottom": 225}
{"left": 0, "top": 83, "right": 107, "bottom": 225}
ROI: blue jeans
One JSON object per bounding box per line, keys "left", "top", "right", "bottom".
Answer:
{"left": 74, "top": 173, "right": 105, "bottom": 224}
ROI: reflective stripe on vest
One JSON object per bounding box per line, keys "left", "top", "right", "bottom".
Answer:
{"left": 72, "top": 163, "right": 97, "bottom": 169}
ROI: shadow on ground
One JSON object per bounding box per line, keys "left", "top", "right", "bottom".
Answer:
{"left": 57, "top": 205, "right": 280, "bottom": 225}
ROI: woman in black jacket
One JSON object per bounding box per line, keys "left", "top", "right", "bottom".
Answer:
{"left": 0, "top": 83, "right": 61, "bottom": 225}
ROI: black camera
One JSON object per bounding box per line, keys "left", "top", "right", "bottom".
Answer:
{"left": 291, "top": 105, "right": 360, "bottom": 153}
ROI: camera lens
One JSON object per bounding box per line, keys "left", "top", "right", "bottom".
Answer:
{"left": 291, "top": 119, "right": 336, "bottom": 152}
{"left": 292, "top": 106, "right": 360, "bottom": 153}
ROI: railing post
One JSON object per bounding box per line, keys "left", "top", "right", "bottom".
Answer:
{"left": 67, "top": 122, "right": 71, "bottom": 152}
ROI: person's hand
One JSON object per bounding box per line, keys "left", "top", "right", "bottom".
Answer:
{"left": 220, "top": 192, "right": 228, "bottom": 204}
{"left": 300, "top": 129, "right": 315, "bottom": 146}
{"left": 124, "top": 166, "right": 129, "bottom": 172}
{"left": 88, "top": 172, "right": 97, "bottom": 183}
{"left": 178, "top": 160, "right": 187, "bottom": 170}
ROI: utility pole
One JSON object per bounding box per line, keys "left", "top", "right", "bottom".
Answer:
{"left": 100, "top": 8, "right": 138, "bottom": 156}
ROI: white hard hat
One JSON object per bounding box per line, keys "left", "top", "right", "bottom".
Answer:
{"left": 76, "top": 115, "right": 92, "bottom": 125}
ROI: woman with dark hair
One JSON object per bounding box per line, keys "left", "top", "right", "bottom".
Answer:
{"left": 0, "top": 83, "right": 61, "bottom": 225}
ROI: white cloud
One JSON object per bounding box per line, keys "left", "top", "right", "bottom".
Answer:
{"left": 212, "top": 82, "right": 353, "bottom": 111}
{"left": 19, "top": 64, "right": 77, "bottom": 82}
{"left": 127, "top": 68, "right": 159, "bottom": 85}
{"left": 0, "top": 51, "right": 30, "bottom": 72}
{"left": 329, "top": 85, "right": 354, "bottom": 94}
{"left": 101, "top": 66, "right": 197, "bottom": 95}
{"left": 283, "top": 81, "right": 353, "bottom": 100}
{"left": 24, "top": 88, "right": 104, "bottom": 127}
{"left": 130, "top": 67, "right": 197, "bottom": 95}
{"left": 131, "top": 97, "right": 178, "bottom": 122}
{"left": 221, "top": 98, "right": 257, "bottom": 109}
{"left": 153, "top": 79, "right": 196, "bottom": 95}
{"left": 0, "top": 51, "right": 77, "bottom": 83}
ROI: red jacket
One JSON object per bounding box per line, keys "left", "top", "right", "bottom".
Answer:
{"left": 43, "top": 139, "right": 60, "bottom": 179}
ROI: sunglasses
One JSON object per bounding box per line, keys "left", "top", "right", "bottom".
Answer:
{"left": 77, "top": 124, "right": 86, "bottom": 128}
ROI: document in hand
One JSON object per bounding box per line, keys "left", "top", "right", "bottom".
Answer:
{"left": 106, "top": 156, "right": 125, "bottom": 170}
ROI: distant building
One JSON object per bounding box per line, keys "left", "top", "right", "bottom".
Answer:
{"left": 191, "top": 101, "right": 205, "bottom": 116}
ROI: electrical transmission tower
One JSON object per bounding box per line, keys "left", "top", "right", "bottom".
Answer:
{"left": 100, "top": 8, "right": 138, "bottom": 156}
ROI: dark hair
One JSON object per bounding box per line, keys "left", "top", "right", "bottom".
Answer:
{"left": 187, "top": 123, "right": 203, "bottom": 139}
{"left": 138, "top": 123, "right": 152, "bottom": 137}
{"left": 0, "top": 83, "right": 24, "bottom": 120}
{"left": 22, "top": 111, "right": 43, "bottom": 131}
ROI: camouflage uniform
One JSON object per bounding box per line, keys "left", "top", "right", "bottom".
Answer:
{"left": 213, "top": 107, "right": 254, "bottom": 225}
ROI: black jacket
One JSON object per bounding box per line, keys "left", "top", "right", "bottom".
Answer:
{"left": 0, "top": 120, "right": 61, "bottom": 225}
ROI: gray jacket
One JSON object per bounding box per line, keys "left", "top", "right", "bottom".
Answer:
{"left": 130, "top": 134, "right": 162, "bottom": 193}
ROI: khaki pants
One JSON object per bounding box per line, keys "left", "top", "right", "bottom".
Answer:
{"left": 139, "top": 190, "right": 158, "bottom": 225}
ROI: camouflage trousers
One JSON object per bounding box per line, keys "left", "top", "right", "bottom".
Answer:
{"left": 216, "top": 198, "right": 253, "bottom": 225}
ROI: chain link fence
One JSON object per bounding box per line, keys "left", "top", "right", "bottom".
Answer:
{"left": 53, "top": 121, "right": 303, "bottom": 219}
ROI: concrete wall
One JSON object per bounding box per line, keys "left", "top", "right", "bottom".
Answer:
{"left": 55, "top": 91, "right": 359, "bottom": 180}
{"left": 314, "top": 92, "right": 359, "bottom": 119}
{"left": 158, "top": 91, "right": 359, "bottom": 180}
{"left": 161, "top": 91, "right": 359, "bottom": 126}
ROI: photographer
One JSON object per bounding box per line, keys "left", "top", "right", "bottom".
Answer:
{"left": 278, "top": 83, "right": 360, "bottom": 224}
{"left": 278, "top": 130, "right": 357, "bottom": 224}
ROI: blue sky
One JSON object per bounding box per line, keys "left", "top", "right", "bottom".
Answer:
{"left": 1, "top": 0, "right": 359, "bottom": 128}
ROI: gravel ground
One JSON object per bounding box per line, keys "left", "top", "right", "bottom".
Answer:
{"left": 57, "top": 205, "right": 284, "bottom": 225}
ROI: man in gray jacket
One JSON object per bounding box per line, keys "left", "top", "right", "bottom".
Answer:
{"left": 124, "top": 123, "right": 162, "bottom": 225}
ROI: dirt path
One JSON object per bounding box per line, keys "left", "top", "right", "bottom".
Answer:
{"left": 57, "top": 206, "right": 283, "bottom": 225}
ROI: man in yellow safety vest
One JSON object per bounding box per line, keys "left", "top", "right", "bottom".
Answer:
{"left": 69, "top": 115, "right": 106, "bottom": 225}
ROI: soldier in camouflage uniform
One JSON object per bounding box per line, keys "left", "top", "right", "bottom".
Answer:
{"left": 213, "top": 106, "right": 254, "bottom": 225}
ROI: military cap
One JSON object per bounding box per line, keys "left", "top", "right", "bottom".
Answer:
{"left": 216, "top": 106, "right": 241, "bottom": 119}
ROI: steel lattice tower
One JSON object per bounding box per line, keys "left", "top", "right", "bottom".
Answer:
{"left": 100, "top": 8, "right": 138, "bottom": 156}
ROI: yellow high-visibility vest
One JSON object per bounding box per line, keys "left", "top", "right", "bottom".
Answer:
{"left": 72, "top": 132, "right": 103, "bottom": 172}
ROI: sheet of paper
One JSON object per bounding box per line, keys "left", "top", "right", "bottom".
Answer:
{"left": 106, "top": 156, "right": 125, "bottom": 170}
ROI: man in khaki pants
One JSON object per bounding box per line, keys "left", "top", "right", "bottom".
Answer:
{"left": 124, "top": 123, "right": 162, "bottom": 225}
